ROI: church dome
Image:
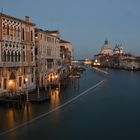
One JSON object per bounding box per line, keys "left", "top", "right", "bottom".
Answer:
{"left": 100, "top": 39, "right": 113, "bottom": 56}
{"left": 113, "top": 43, "right": 124, "bottom": 54}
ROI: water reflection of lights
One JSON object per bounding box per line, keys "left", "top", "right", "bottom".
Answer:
{"left": 5, "top": 104, "right": 32, "bottom": 128}
{"left": 50, "top": 89, "right": 60, "bottom": 109}
{"left": 23, "top": 103, "right": 32, "bottom": 121}
{"left": 5, "top": 109, "right": 15, "bottom": 127}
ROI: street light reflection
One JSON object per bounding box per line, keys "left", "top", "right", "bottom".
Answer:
{"left": 5, "top": 109, "right": 15, "bottom": 127}
{"left": 50, "top": 89, "right": 60, "bottom": 109}
{"left": 23, "top": 103, "right": 32, "bottom": 121}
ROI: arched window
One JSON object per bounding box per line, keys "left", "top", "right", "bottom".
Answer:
{"left": 18, "top": 52, "right": 20, "bottom": 62}
{"left": 3, "top": 79, "right": 7, "bottom": 89}
{"left": 7, "top": 25, "right": 10, "bottom": 36}
{"left": 22, "top": 51, "right": 25, "bottom": 62}
{"left": 10, "top": 25, "right": 13, "bottom": 37}
{"left": 5, "top": 43, "right": 8, "bottom": 47}
{"left": 15, "top": 52, "right": 18, "bottom": 62}
{"left": 22, "top": 28, "right": 24, "bottom": 40}
{"left": 18, "top": 27, "right": 20, "bottom": 38}
{"left": 31, "top": 30, "right": 33, "bottom": 41}
{"left": 11, "top": 51, "right": 14, "bottom": 62}
{"left": 7, "top": 51, "right": 10, "bottom": 62}
{"left": 3, "top": 51, "right": 6, "bottom": 62}
{"left": 3, "top": 24, "right": 6, "bottom": 35}
{"left": 14, "top": 26, "right": 16, "bottom": 37}
{"left": 31, "top": 52, "right": 33, "bottom": 62}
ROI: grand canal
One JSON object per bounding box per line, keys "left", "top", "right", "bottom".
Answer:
{"left": 0, "top": 67, "right": 140, "bottom": 140}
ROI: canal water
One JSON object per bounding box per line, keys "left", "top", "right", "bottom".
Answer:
{"left": 0, "top": 67, "right": 140, "bottom": 140}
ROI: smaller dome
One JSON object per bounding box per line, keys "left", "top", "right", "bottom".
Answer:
{"left": 104, "top": 39, "right": 108, "bottom": 45}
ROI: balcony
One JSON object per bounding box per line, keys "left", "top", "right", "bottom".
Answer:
{"left": 0, "top": 62, "right": 26, "bottom": 67}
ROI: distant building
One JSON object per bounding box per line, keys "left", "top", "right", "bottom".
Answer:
{"left": 113, "top": 44, "right": 124, "bottom": 55}
{"left": 100, "top": 39, "right": 113, "bottom": 56}
{"left": 60, "top": 39, "right": 72, "bottom": 65}
{"left": 119, "top": 54, "right": 140, "bottom": 70}
{"left": 35, "top": 28, "right": 60, "bottom": 88}
{"left": 93, "top": 39, "right": 113, "bottom": 67}
{"left": 0, "top": 12, "right": 36, "bottom": 94}
{"left": 93, "top": 39, "right": 140, "bottom": 70}
{"left": 59, "top": 39, "right": 72, "bottom": 80}
{"left": 84, "top": 58, "right": 92, "bottom": 65}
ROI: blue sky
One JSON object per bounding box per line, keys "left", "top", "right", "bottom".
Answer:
{"left": 1, "top": 0, "right": 140, "bottom": 59}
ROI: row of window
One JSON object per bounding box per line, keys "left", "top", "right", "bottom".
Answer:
{"left": 2, "top": 51, "right": 34, "bottom": 62}
{"left": 3, "top": 44, "right": 33, "bottom": 50}
{"left": 0, "top": 77, "right": 34, "bottom": 90}
{"left": 4, "top": 44, "right": 20, "bottom": 48}
{"left": 2, "top": 24, "right": 34, "bottom": 42}
{"left": 39, "top": 34, "right": 59, "bottom": 44}
{"left": 3, "top": 24, "right": 20, "bottom": 37}
{"left": 22, "top": 28, "right": 33, "bottom": 41}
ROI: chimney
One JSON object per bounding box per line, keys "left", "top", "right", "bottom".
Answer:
{"left": 25, "top": 16, "right": 30, "bottom": 22}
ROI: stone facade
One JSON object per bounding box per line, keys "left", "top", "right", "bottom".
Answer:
{"left": 0, "top": 13, "right": 36, "bottom": 94}
{"left": 93, "top": 39, "right": 140, "bottom": 70}
{"left": 100, "top": 39, "right": 113, "bottom": 56}
{"left": 35, "top": 28, "right": 61, "bottom": 89}
{"left": 0, "top": 12, "right": 73, "bottom": 94}
{"left": 59, "top": 39, "right": 72, "bottom": 80}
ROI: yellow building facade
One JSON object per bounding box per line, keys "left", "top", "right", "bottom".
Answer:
{"left": 0, "top": 13, "right": 36, "bottom": 94}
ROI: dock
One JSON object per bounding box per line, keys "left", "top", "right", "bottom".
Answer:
{"left": 0, "top": 95, "right": 25, "bottom": 108}
{"left": 30, "top": 94, "right": 50, "bottom": 103}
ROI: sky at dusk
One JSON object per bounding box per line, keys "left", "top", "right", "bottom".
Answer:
{"left": 1, "top": 0, "right": 140, "bottom": 59}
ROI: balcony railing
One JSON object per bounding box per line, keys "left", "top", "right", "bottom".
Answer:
{"left": 0, "top": 61, "right": 35, "bottom": 67}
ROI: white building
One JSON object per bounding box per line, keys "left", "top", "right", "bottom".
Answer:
{"left": 35, "top": 28, "right": 61, "bottom": 88}
{"left": 59, "top": 39, "right": 72, "bottom": 79}
{"left": 119, "top": 55, "right": 140, "bottom": 70}
{"left": 0, "top": 13, "right": 36, "bottom": 94}
{"left": 100, "top": 39, "right": 113, "bottom": 56}
{"left": 113, "top": 44, "right": 124, "bottom": 55}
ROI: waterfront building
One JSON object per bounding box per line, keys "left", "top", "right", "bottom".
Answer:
{"left": 60, "top": 39, "right": 72, "bottom": 67}
{"left": 35, "top": 28, "right": 61, "bottom": 89}
{"left": 60, "top": 39, "right": 72, "bottom": 66}
{"left": 100, "top": 39, "right": 113, "bottom": 56}
{"left": 93, "top": 39, "right": 113, "bottom": 67}
{"left": 93, "top": 39, "right": 140, "bottom": 70}
{"left": 84, "top": 58, "right": 92, "bottom": 65}
{"left": 113, "top": 44, "right": 124, "bottom": 55}
{"left": 0, "top": 12, "right": 36, "bottom": 95}
{"left": 119, "top": 54, "right": 140, "bottom": 70}
{"left": 59, "top": 39, "right": 72, "bottom": 79}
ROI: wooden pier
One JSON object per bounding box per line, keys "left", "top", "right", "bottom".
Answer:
{"left": 30, "top": 94, "right": 50, "bottom": 103}
{"left": 0, "top": 96, "right": 25, "bottom": 108}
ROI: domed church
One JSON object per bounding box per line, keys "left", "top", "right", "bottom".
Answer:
{"left": 100, "top": 39, "right": 113, "bottom": 56}
{"left": 113, "top": 44, "right": 124, "bottom": 55}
